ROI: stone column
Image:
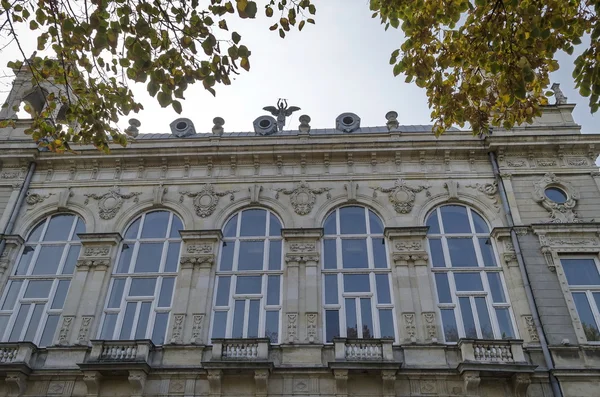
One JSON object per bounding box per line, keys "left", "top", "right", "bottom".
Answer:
{"left": 177, "top": 230, "right": 222, "bottom": 345}
{"left": 282, "top": 228, "right": 323, "bottom": 344}
{"left": 60, "top": 233, "right": 122, "bottom": 346}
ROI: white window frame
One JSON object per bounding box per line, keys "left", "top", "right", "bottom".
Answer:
{"left": 427, "top": 205, "right": 519, "bottom": 343}
{"left": 321, "top": 206, "right": 397, "bottom": 343}
{"left": 210, "top": 208, "right": 283, "bottom": 344}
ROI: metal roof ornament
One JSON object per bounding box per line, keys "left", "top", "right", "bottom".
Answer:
{"left": 263, "top": 99, "right": 300, "bottom": 132}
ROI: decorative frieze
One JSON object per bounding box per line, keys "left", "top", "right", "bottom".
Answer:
{"left": 289, "top": 242, "right": 316, "bottom": 252}
{"left": 187, "top": 244, "right": 213, "bottom": 254}
{"left": 84, "top": 186, "right": 142, "bottom": 220}
{"left": 274, "top": 181, "right": 332, "bottom": 215}
{"left": 371, "top": 178, "right": 430, "bottom": 214}
{"left": 83, "top": 246, "right": 111, "bottom": 257}
{"left": 180, "top": 184, "right": 237, "bottom": 218}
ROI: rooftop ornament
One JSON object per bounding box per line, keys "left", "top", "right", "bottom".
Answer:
{"left": 125, "top": 118, "right": 141, "bottom": 137}
{"left": 551, "top": 83, "right": 567, "bottom": 105}
{"left": 263, "top": 99, "right": 301, "bottom": 132}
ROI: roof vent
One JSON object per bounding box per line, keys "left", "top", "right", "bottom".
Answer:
{"left": 170, "top": 118, "right": 196, "bottom": 137}
{"left": 253, "top": 115, "right": 278, "bottom": 135}
{"left": 336, "top": 112, "right": 360, "bottom": 133}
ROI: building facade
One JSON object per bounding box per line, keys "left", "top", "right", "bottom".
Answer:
{"left": 0, "top": 72, "right": 600, "bottom": 397}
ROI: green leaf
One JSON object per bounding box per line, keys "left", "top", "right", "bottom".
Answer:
{"left": 172, "top": 100, "right": 182, "bottom": 114}
{"left": 232, "top": 31, "right": 241, "bottom": 44}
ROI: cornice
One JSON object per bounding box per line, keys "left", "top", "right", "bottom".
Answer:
{"left": 179, "top": 230, "right": 223, "bottom": 241}
{"left": 384, "top": 226, "right": 429, "bottom": 239}
{"left": 281, "top": 228, "right": 324, "bottom": 240}
{"left": 77, "top": 232, "right": 123, "bottom": 245}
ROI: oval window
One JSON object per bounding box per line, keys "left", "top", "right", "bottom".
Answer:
{"left": 544, "top": 187, "right": 568, "bottom": 203}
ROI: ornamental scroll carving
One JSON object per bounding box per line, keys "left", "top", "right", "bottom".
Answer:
{"left": 532, "top": 173, "right": 582, "bottom": 223}
{"left": 84, "top": 186, "right": 142, "bottom": 220}
{"left": 274, "top": 181, "right": 331, "bottom": 215}
{"left": 179, "top": 184, "right": 236, "bottom": 218}
{"left": 26, "top": 191, "right": 53, "bottom": 208}
{"left": 372, "top": 179, "right": 430, "bottom": 214}
{"left": 465, "top": 181, "right": 500, "bottom": 212}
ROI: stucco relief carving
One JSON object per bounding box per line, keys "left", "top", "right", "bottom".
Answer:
{"left": 274, "top": 181, "right": 332, "bottom": 215}
{"left": 396, "top": 241, "right": 422, "bottom": 251}
{"left": 58, "top": 316, "right": 74, "bottom": 345}
{"left": 537, "top": 159, "right": 557, "bottom": 167}
{"left": 179, "top": 184, "right": 236, "bottom": 218}
{"left": 25, "top": 191, "right": 53, "bottom": 208}
{"left": 523, "top": 315, "right": 539, "bottom": 342}
{"left": 170, "top": 314, "right": 185, "bottom": 344}
{"left": 422, "top": 312, "right": 437, "bottom": 342}
{"left": 568, "top": 158, "right": 588, "bottom": 166}
{"left": 465, "top": 181, "right": 500, "bottom": 212}
{"left": 84, "top": 186, "right": 142, "bottom": 220}
{"left": 306, "top": 312, "right": 317, "bottom": 343}
{"left": 287, "top": 313, "right": 298, "bottom": 343}
{"left": 84, "top": 247, "right": 110, "bottom": 256}
{"left": 371, "top": 178, "right": 430, "bottom": 214}
{"left": 187, "top": 244, "right": 212, "bottom": 254}
{"left": 290, "top": 242, "right": 316, "bottom": 252}
{"left": 76, "top": 258, "right": 110, "bottom": 269}
{"left": 507, "top": 159, "right": 527, "bottom": 167}
{"left": 0, "top": 171, "right": 19, "bottom": 179}
{"left": 180, "top": 255, "right": 214, "bottom": 268}
{"left": 444, "top": 180, "right": 460, "bottom": 200}
{"left": 403, "top": 313, "right": 416, "bottom": 342}
{"left": 190, "top": 314, "right": 204, "bottom": 344}
{"left": 532, "top": 173, "right": 582, "bottom": 223}
{"left": 77, "top": 316, "right": 94, "bottom": 345}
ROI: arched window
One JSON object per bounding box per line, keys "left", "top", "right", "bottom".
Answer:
{"left": 99, "top": 210, "right": 183, "bottom": 345}
{"left": 0, "top": 214, "right": 84, "bottom": 346}
{"left": 211, "top": 208, "right": 283, "bottom": 343}
{"left": 427, "top": 205, "right": 516, "bottom": 342}
{"left": 322, "top": 206, "right": 396, "bottom": 343}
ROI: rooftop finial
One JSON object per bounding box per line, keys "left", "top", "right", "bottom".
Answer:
{"left": 212, "top": 117, "right": 225, "bottom": 135}
{"left": 385, "top": 111, "right": 399, "bottom": 131}
{"left": 263, "top": 99, "right": 300, "bottom": 132}
{"left": 551, "top": 83, "right": 568, "bottom": 105}
{"left": 125, "top": 118, "right": 141, "bottom": 137}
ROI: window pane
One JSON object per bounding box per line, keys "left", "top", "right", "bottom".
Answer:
{"left": 562, "top": 259, "right": 600, "bottom": 286}
{"left": 100, "top": 313, "right": 118, "bottom": 339}
{"left": 73, "top": 218, "right": 85, "bottom": 240}
{"left": 324, "top": 213, "right": 336, "bottom": 235}
{"left": 24, "top": 304, "right": 45, "bottom": 341}
{"left": 9, "top": 304, "right": 30, "bottom": 341}
{"left": 135, "top": 302, "right": 152, "bottom": 339}
{"left": 44, "top": 214, "right": 75, "bottom": 241}
{"left": 134, "top": 243, "right": 163, "bottom": 273}
{"left": 116, "top": 244, "right": 133, "bottom": 273}
{"left": 441, "top": 309, "right": 459, "bottom": 342}
{"left": 24, "top": 280, "right": 53, "bottom": 298}
{"left": 62, "top": 245, "right": 80, "bottom": 275}
{"left": 232, "top": 300, "right": 245, "bottom": 338}
{"left": 471, "top": 211, "right": 489, "bottom": 233}
{"left": 51, "top": 280, "right": 70, "bottom": 309}
{"left": 426, "top": 212, "right": 440, "bottom": 234}
{"left": 478, "top": 238, "right": 497, "bottom": 267}
{"left": 248, "top": 300, "right": 260, "bottom": 338}
{"left": 164, "top": 242, "right": 180, "bottom": 273}
{"left": 0, "top": 316, "right": 7, "bottom": 340}
{"left": 375, "top": 274, "right": 391, "bottom": 304}
{"left": 267, "top": 276, "right": 280, "bottom": 306}
{"left": 340, "top": 207, "right": 366, "bottom": 234}
{"left": 15, "top": 246, "right": 35, "bottom": 275}
{"left": 326, "top": 310, "right": 340, "bottom": 342}
{"left": 169, "top": 215, "right": 183, "bottom": 238}
{"left": 434, "top": 273, "right": 452, "bottom": 303}
{"left": 594, "top": 293, "right": 600, "bottom": 319}
{"left": 360, "top": 298, "right": 374, "bottom": 339}
{"left": 119, "top": 302, "right": 137, "bottom": 339}
{"left": 429, "top": 239, "right": 445, "bottom": 267}
{"left": 27, "top": 222, "right": 45, "bottom": 242}
{"left": 345, "top": 298, "right": 358, "bottom": 338}
{"left": 223, "top": 215, "right": 238, "bottom": 238}
{"left": 141, "top": 211, "right": 170, "bottom": 238}
{"left": 440, "top": 206, "right": 470, "bottom": 234}
{"left": 454, "top": 273, "right": 483, "bottom": 291}
{"left": 475, "top": 297, "right": 494, "bottom": 339}
{"left": 325, "top": 275, "right": 338, "bottom": 304}
{"left": 108, "top": 279, "right": 126, "bottom": 308}
{"left": 158, "top": 278, "right": 175, "bottom": 307}
{"left": 268, "top": 240, "right": 282, "bottom": 270}
{"left": 343, "top": 274, "right": 370, "bottom": 293}
{"left": 40, "top": 314, "right": 59, "bottom": 347}
{"left": 215, "top": 277, "right": 231, "bottom": 306}
{"left": 219, "top": 241, "right": 234, "bottom": 271}
{"left": 269, "top": 213, "right": 282, "bottom": 237}
{"left": 368, "top": 211, "right": 384, "bottom": 234}
{"left": 152, "top": 312, "right": 169, "bottom": 345}
{"left": 32, "top": 246, "right": 64, "bottom": 275}
{"left": 572, "top": 292, "right": 600, "bottom": 341}
{"left": 240, "top": 209, "right": 267, "bottom": 237}
{"left": 130, "top": 278, "right": 157, "bottom": 296}
{"left": 238, "top": 241, "right": 265, "bottom": 271}
{"left": 125, "top": 218, "right": 140, "bottom": 239}
{"left": 495, "top": 308, "right": 515, "bottom": 339}
{"left": 212, "top": 311, "right": 228, "bottom": 339}
{"left": 236, "top": 276, "right": 262, "bottom": 294}
{"left": 447, "top": 238, "right": 478, "bottom": 267}
{"left": 341, "top": 239, "right": 368, "bottom": 269}
{"left": 265, "top": 311, "right": 279, "bottom": 343}
{"left": 1, "top": 281, "right": 23, "bottom": 310}
{"left": 379, "top": 309, "right": 395, "bottom": 339}
{"left": 323, "top": 239, "right": 337, "bottom": 269}
{"left": 459, "top": 297, "right": 477, "bottom": 338}
{"left": 372, "top": 238, "right": 388, "bottom": 268}
{"left": 487, "top": 273, "right": 506, "bottom": 303}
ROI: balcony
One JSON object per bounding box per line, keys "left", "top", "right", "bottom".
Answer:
{"left": 330, "top": 338, "right": 400, "bottom": 371}
{"left": 457, "top": 339, "right": 536, "bottom": 374}
{"left": 0, "top": 342, "right": 36, "bottom": 374}
{"left": 78, "top": 340, "right": 154, "bottom": 374}
{"left": 203, "top": 338, "right": 273, "bottom": 371}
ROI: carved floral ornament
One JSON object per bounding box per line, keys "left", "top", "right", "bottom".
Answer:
{"left": 532, "top": 173, "right": 582, "bottom": 223}
{"left": 274, "top": 181, "right": 332, "bottom": 215}
{"left": 371, "top": 179, "right": 430, "bottom": 214}
{"left": 84, "top": 186, "right": 142, "bottom": 220}
{"left": 179, "top": 184, "right": 237, "bottom": 218}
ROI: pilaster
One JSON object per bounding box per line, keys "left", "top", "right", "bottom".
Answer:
{"left": 0, "top": 234, "right": 24, "bottom": 288}
{"left": 498, "top": 172, "right": 523, "bottom": 225}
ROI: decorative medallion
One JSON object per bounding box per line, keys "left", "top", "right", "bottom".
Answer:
{"left": 371, "top": 179, "right": 430, "bottom": 214}
{"left": 274, "top": 181, "right": 332, "bottom": 215}
{"left": 532, "top": 173, "right": 582, "bottom": 223}
{"left": 179, "top": 184, "right": 237, "bottom": 218}
{"left": 84, "top": 186, "right": 141, "bottom": 220}
{"left": 25, "top": 191, "right": 53, "bottom": 208}
{"left": 465, "top": 181, "right": 500, "bottom": 211}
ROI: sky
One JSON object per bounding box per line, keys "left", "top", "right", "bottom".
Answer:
{"left": 0, "top": 1, "right": 597, "bottom": 135}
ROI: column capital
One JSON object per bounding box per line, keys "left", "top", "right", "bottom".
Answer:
{"left": 76, "top": 233, "right": 122, "bottom": 271}
{"left": 178, "top": 230, "right": 222, "bottom": 270}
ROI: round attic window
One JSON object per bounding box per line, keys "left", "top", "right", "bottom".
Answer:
{"left": 544, "top": 187, "right": 568, "bottom": 203}
{"left": 259, "top": 119, "right": 271, "bottom": 128}
{"left": 176, "top": 121, "right": 188, "bottom": 130}
{"left": 342, "top": 116, "right": 354, "bottom": 125}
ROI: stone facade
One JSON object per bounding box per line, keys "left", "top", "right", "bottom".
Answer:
{"left": 0, "top": 73, "right": 599, "bottom": 397}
